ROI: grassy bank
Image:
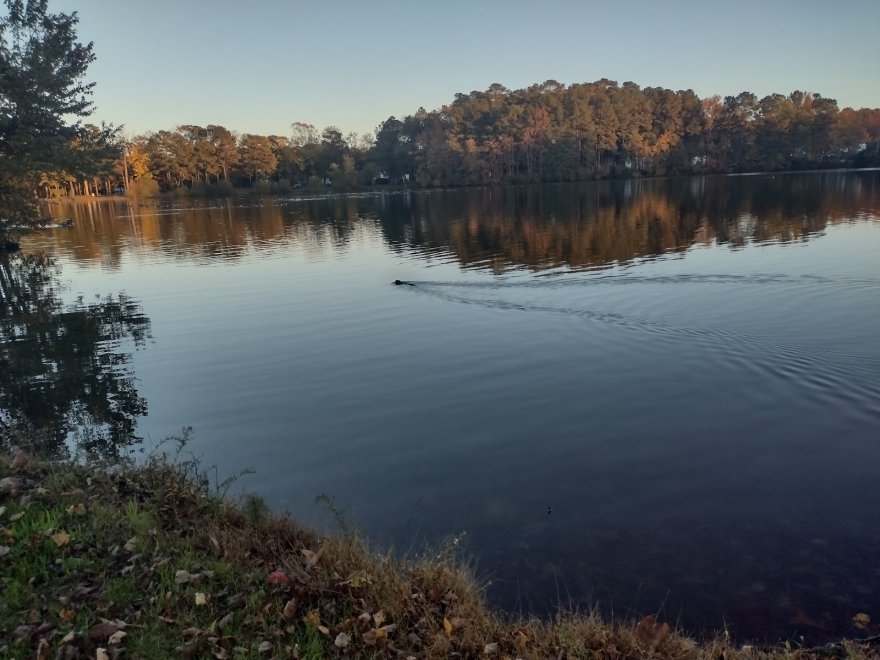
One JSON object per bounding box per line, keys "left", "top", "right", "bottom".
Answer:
{"left": 0, "top": 447, "right": 876, "bottom": 659}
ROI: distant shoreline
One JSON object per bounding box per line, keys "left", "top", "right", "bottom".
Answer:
{"left": 36, "top": 166, "right": 880, "bottom": 207}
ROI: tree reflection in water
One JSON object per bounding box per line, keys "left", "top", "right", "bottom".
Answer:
{"left": 0, "top": 252, "right": 150, "bottom": 457}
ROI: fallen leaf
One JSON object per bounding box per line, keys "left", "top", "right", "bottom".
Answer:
{"left": 302, "top": 546, "right": 325, "bottom": 571}
{"left": 158, "top": 615, "right": 176, "bottom": 624}
{"left": 0, "top": 506, "right": 5, "bottom": 517}
{"left": 109, "top": 630, "right": 127, "bottom": 645}
{"left": 347, "top": 571, "right": 372, "bottom": 588}
{"left": 282, "top": 599, "right": 297, "bottom": 621}
{"left": 9, "top": 511, "right": 24, "bottom": 522}
{"left": 362, "top": 629, "right": 377, "bottom": 646}
{"left": 213, "top": 649, "right": 229, "bottom": 659}
{"left": 175, "top": 570, "right": 194, "bottom": 584}
{"left": 218, "top": 612, "right": 234, "bottom": 630}
{"left": 10, "top": 451, "right": 29, "bottom": 471}
{"left": 484, "top": 642, "right": 499, "bottom": 654}
{"left": 515, "top": 629, "right": 528, "bottom": 649}
{"left": 375, "top": 627, "right": 387, "bottom": 641}
{"left": 124, "top": 537, "right": 137, "bottom": 552}
{"left": 195, "top": 592, "right": 208, "bottom": 606}
{"left": 51, "top": 530, "right": 71, "bottom": 546}
{"left": 317, "top": 625, "right": 330, "bottom": 636}
{"left": 36, "top": 638, "right": 50, "bottom": 660}
{"left": 305, "top": 610, "right": 321, "bottom": 627}
{"left": 443, "top": 617, "right": 454, "bottom": 638}
{"left": 0, "top": 477, "right": 24, "bottom": 495}
{"left": 89, "top": 620, "right": 125, "bottom": 639}
{"left": 854, "top": 612, "right": 871, "bottom": 629}
{"left": 257, "top": 641, "right": 273, "bottom": 653}
{"left": 335, "top": 632, "right": 351, "bottom": 649}
{"left": 182, "top": 627, "right": 203, "bottom": 637}
{"left": 61, "top": 631, "right": 75, "bottom": 644}
{"left": 66, "top": 503, "right": 86, "bottom": 516}
{"left": 0, "top": 545, "right": 9, "bottom": 557}
{"left": 96, "top": 649, "right": 109, "bottom": 660}
{"left": 209, "top": 535, "right": 220, "bottom": 550}
{"left": 373, "top": 610, "right": 386, "bottom": 626}
{"left": 267, "top": 570, "right": 289, "bottom": 585}
{"left": 59, "top": 607, "right": 75, "bottom": 622}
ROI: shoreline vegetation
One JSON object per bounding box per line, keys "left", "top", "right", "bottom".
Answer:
{"left": 2, "top": 447, "right": 878, "bottom": 659}
{"left": 31, "top": 165, "right": 880, "bottom": 211}
{"left": 24, "top": 82, "right": 880, "bottom": 206}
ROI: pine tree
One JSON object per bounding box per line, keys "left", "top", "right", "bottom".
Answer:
{"left": 0, "top": 0, "right": 115, "bottom": 225}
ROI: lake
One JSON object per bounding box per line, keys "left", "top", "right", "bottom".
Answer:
{"left": 19, "top": 170, "right": 880, "bottom": 644}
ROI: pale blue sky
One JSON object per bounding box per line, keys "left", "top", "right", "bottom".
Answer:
{"left": 51, "top": 0, "right": 880, "bottom": 139}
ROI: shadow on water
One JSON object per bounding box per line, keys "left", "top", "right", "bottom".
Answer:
{"left": 0, "top": 252, "right": 151, "bottom": 457}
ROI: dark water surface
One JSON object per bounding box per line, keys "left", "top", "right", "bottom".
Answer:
{"left": 24, "top": 172, "right": 880, "bottom": 644}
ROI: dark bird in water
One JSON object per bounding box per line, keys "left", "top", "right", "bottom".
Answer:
{"left": 3, "top": 240, "right": 20, "bottom": 253}
{"left": 393, "top": 279, "right": 415, "bottom": 286}
{"left": 547, "top": 505, "right": 552, "bottom": 515}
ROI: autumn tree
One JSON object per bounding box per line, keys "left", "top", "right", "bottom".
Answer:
{"left": 144, "top": 130, "right": 193, "bottom": 189}
{"left": 177, "top": 125, "right": 219, "bottom": 182}
{"left": 237, "top": 134, "right": 278, "bottom": 183}
{"left": 206, "top": 125, "right": 238, "bottom": 181}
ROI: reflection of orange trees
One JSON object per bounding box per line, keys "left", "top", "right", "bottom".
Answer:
{"left": 32, "top": 197, "right": 365, "bottom": 268}
{"left": 394, "top": 174, "right": 879, "bottom": 271}
{"left": 27, "top": 173, "right": 880, "bottom": 272}
{"left": 443, "top": 191, "right": 689, "bottom": 272}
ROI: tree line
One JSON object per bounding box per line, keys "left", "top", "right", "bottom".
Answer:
{"left": 4, "top": 2, "right": 880, "bottom": 211}
{"left": 37, "top": 81, "right": 880, "bottom": 200}
{"left": 375, "top": 82, "right": 880, "bottom": 185}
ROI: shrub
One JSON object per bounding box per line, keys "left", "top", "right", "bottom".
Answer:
{"left": 271, "top": 178, "right": 292, "bottom": 194}
{"left": 250, "top": 181, "right": 272, "bottom": 195}
{"left": 130, "top": 177, "right": 160, "bottom": 198}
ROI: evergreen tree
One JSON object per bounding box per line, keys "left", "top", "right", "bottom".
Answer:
{"left": 0, "top": 0, "right": 115, "bottom": 226}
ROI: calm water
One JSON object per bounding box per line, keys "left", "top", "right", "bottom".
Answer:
{"left": 21, "top": 172, "right": 880, "bottom": 643}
